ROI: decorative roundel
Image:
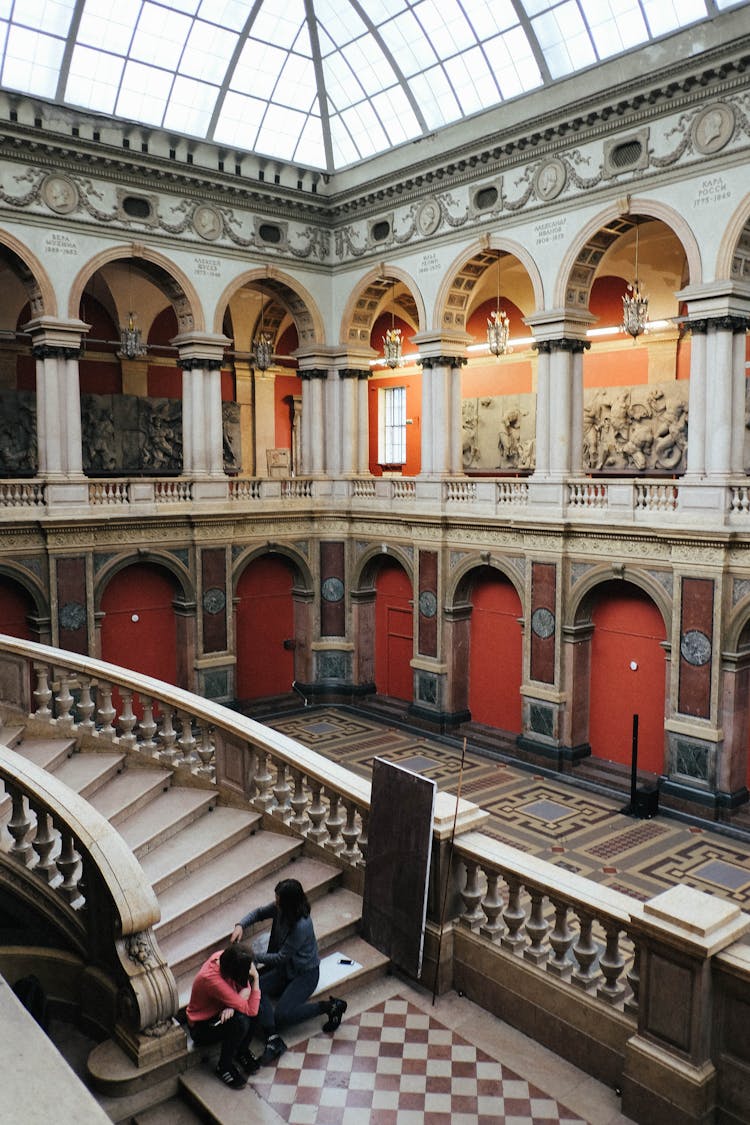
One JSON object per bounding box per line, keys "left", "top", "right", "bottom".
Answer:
{"left": 202, "top": 587, "right": 226, "bottom": 615}
{"left": 42, "top": 175, "right": 79, "bottom": 214}
{"left": 531, "top": 607, "right": 555, "bottom": 639}
{"left": 193, "top": 204, "right": 223, "bottom": 240}
{"left": 419, "top": 590, "right": 437, "bottom": 618}
{"left": 692, "top": 102, "right": 735, "bottom": 155}
{"left": 321, "top": 576, "right": 344, "bottom": 603}
{"left": 59, "top": 601, "right": 86, "bottom": 630}
{"left": 533, "top": 159, "right": 566, "bottom": 202}
{"left": 416, "top": 198, "right": 441, "bottom": 236}
{"left": 680, "top": 629, "right": 711, "bottom": 667}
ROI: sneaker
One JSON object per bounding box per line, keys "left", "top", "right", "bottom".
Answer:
{"left": 322, "top": 997, "right": 347, "bottom": 1033}
{"left": 257, "top": 1035, "right": 287, "bottom": 1066}
{"left": 215, "top": 1064, "right": 247, "bottom": 1089}
{"left": 237, "top": 1049, "right": 260, "bottom": 1074}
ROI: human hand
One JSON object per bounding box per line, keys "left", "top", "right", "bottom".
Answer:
{"left": 230, "top": 924, "right": 243, "bottom": 943}
{"left": 213, "top": 1007, "right": 234, "bottom": 1025}
{"left": 249, "top": 962, "right": 259, "bottom": 988}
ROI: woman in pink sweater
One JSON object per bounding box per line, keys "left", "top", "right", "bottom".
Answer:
{"left": 186, "top": 944, "right": 261, "bottom": 1089}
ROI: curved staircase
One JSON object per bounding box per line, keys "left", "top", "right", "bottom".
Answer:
{"left": 0, "top": 718, "right": 389, "bottom": 1123}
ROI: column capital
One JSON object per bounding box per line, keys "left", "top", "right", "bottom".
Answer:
{"left": 299, "top": 367, "right": 329, "bottom": 381}
{"left": 171, "top": 331, "right": 231, "bottom": 367}
{"left": 418, "top": 354, "right": 468, "bottom": 369}
{"left": 535, "top": 337, "right": 591, "bottom": 354}
{"left": 677, "top": 281, "right": 750, "bottom": 322}
{"left": 338, "top": 367, "right": 370, "bottom": 380}
{"left": 410, "top": 329, "right": 471, "bottom": 365}
{"left": 23, "top": 316, "right": 90, "bottom": 351}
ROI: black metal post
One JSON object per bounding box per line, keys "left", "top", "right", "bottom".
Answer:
{"left": 629, "top": 713, "right": 639, "bottom": 814}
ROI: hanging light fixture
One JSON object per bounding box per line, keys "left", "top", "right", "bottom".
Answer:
{"left": 621, "top": 221, "right": 649, "bottom": 339}
{"left": 487, "top": 252, "right": 511, "bottom": 358}
{"left": 382, "top": 279, "right": 403, "bottom": 369}
{"left": 117, "top": 263, "right": 147, "bottom": 359}
{"left": 252, "top": 291, "right": 273, "bottom": 371}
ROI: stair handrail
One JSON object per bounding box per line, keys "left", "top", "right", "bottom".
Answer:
{"left": 0, "top": 742, "right": 179, "bottom": 1058}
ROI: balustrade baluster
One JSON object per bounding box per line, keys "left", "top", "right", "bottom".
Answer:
{"left": 571, "top": 910, "right": 600, "bottom": 991}
{"left": 7, "top": 785, "right": 33, "bottom": 864}
{"left": 177, "top": 713, "right": 198, "bottom": 771}
{"left": 158, "top": 706, "right": 178, "bottom": 767}
{"left": 357, "top": 810, "right": 368, "bottom": 863}
{"left": 524, "top": 888, "right": 550, "bottom": 964}
{"left": 196, "top": 726, "right": 215, "bottom": 780}
{"left": 252, "top": 750, "right": 275, "bottom": 812}
{"left": 307, "top": 780, "right": 328, "bottom": 845}
{"left": 57, "top": 830, "right": 82, "bottom": 905}
{"left": 459, "top": 861, "right": 485, "bottom": 930}
{"left": 625, "top": 940, "right": 640, "bottom": 1016}
{"left": 32, "top": 663, "right": 52, "bottom": 722}
{"left": 341, "top": 799, "right": 362, "bottom": 864}
{"left": 324, "top": 790, "right": 346, "bottom": 855}
{"left": 119, "top": 690, "right": 138, "bottom": 750}
{"left": 272, "top": 761, "right": 293, "bottom": 822}
{"left": 97, "top": 683, "right": 117, "bottom": 741}
{"left": 479, "top": 870, "right": 505, "bottom": 943}
{"left": 547, "top": 898, "right": 575, "bottom": 978}
{"left": 501, "top": 874, "right": 527, "bottom": 952}
{"left": 31, "top": 806, "right": 59, "bottom": 884}
{"left": 77, "top": 677, "right": 96, "bottom": 735}
{"left": 55, "top": 674, "right": 76, "bottom": 732}
{"left": 138, "top": 697, "right": 158, "bottom": 756}
{"left": 597, "top": 921, "right": 626, "bottom": 1004}
{"left": 289, "top": 769, "right": 310, "bottom": 833}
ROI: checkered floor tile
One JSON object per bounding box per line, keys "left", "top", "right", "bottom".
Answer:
{"left": 249, "top": 996, "right": 587, "bottom": 1124}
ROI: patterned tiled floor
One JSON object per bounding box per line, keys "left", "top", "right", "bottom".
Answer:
{"left": 249, "top": 995, "right": 587, "bottom": 1125}
{"left": 269, "top": 709, "right": 750, "bottom": 909}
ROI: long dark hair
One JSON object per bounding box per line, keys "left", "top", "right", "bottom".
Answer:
{"left": 219, "top": 944, "right": 253, "bottom": 989}
{"left": 275, "top": 878, "right": 311, "bottom": 926}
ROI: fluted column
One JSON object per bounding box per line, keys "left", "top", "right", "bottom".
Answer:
{"left": 338, "top": 368, "right": 370, "bottom": 476}
{"left": 534, "top": 337, "right": 590, "bottom": 478}
{"left": 418, "top": 354, "right": 467, "bottom": 477}
{"left": 24, "top": 317, "right": 89, "bottom": 503}
{"left": 704, "top": 315, "right": 750, "bottom": 478}
{"left": 172, "top": 332, "right": 231, "bottom": 496}
{"left": 685, "top": 319, "right": 708, "bottom": 478}
{"left": 299, "top": 367, "right": 328, "bottom": 476}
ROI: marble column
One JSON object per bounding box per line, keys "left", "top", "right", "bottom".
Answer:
{"left": 541, "top": 337, "right": 590, "bottom": 478}
{"left": 418, "top": 354, "right": 467, "bottom": 477}
{"left": 338, "top": 368, "right": 369, "bottom": 476}
{"left": 299, "top": 367, "right": 328, "bottom": 476}
{"left": 172, "top": 332, "right": 231, "bottom": 497}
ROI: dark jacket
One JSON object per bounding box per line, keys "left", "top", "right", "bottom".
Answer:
{"left": 239, "top": 901, "right": 320, "bottom": 979}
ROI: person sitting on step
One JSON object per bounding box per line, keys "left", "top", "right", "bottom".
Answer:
{"left": 230, "top": 877, "right": 347, "bottom": 1067}
{"left": 186, "top": 944, "right": 261, "bottom": 1089}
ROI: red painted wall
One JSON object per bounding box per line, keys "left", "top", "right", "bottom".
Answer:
{"left": 589, "top": 585, "right": 667, "bottom": 773}
{"left": 235, "top": 555, "right": 295, "bottom": 700}
{"left": 0, "top": 576, "right": 34, "bottom": 639}
{"left": 275, "top": 374, "right": 301, "bottom": 448}
{"left": 469, "top": 570, "right": 523, "bottom": 731}
{"left": 374, "top": 560, "right": 413, "bottom": 702}
{"left": 100, "top": 563, "right": 179, "bottom": 689}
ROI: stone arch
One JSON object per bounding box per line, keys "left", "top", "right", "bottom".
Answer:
{"left": 232, "top": 542, "right": 314, "bottom": 594}
{"left": 352, "top": 544, "right": 415, "bottom": 592}
{"left": 0, "top": 229, "right": 57, "bottom": 318}
{"left": 448, "top": 555, "right": 525, "bottom": 613}
{"left": 719, "top": 193, "right": 750, "bottom": 282}
{"left": 724, "top": 594, "right": 750, "bottom": 654}
{"left": 569, "top": 566, "right": 671, "bottom": 635}
{"left": 68, "top": 244, "right": 204, "bottom": 333}
{"left": 215, "top": 267, "right": 324, "bottom": 348}
{"left": 553, "top": 198, "right": 702, "bottom": 311}
{"left": 339, "top": 264, "right": 426, "bottom": 350}
{"left": 0, "top": 561, "right": 48, "bottom": 619}
{"left": 93, "top": 551, "right": 193, "bottom": 611}
{"left": 435, "top": 238, "right": 544, "bottom": 335}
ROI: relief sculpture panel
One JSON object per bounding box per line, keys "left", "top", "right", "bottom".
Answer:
{"left": 82, "top": 394, "right": 183, "bottom": 475}
{"left": 582, "top": 383, "right": 688, "bottom": 473}
{"left": 462, "top": 394, "right": 536, "bottom": 472}
{"left": 0, "top": 392, "right": 36, "bottom": 476}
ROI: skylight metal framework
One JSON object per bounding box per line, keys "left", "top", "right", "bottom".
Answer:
{"left": 0, "top": 0, "right": 745, "bottom": 173}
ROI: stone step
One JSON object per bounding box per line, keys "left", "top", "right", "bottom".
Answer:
{"left": 89, "top": 766, "right": 173, "bottom": 826}
{"left": 0, "top": 724, "right": 25, "bottom": 748}
{"left": 53, "top": 751, "right": 126, "bottom": 799}
{"left": 138, "top": 806, "right": 260, "bottom": 895}
{"left": 155, "top": 831, "right": 306, "bottom": 942}
{"left": 174, "top": 887, "right": 364, "bottom": 1010}
{"left": 132, "top": 1095, "right": 205, "bottom": 1125}
{"left": 159, "top": 854, "right": 340, "bottom": 977}
{"left": 118, "top": 787, "right": 218, "bottom": 857}
{"left": 10, "top": 736, "right": 78, "bottom": 772}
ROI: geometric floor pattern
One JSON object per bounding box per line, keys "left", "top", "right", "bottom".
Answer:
{"left": 249, "top": 995, "right": 587, "bottom": 1125}
{"left": 270, "top": 709, "right": 750, "bottom": 910}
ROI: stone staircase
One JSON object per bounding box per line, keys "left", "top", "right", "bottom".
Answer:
{"left": 0, "top": 719, "right": 389, "bottom": 1124}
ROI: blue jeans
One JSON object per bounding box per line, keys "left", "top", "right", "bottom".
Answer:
{"left": 257, "top": 966, "right": 322, "bottom": 1034}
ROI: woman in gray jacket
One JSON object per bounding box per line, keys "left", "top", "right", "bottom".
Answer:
{"left": 230, "top": 877, "right": 347, "bottom": 1067}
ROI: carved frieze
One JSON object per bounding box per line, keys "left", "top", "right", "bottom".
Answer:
{"left": 0, "top": 392, "right": 36, "bottom": 476}
{"left": 462, "top": 394, "right": 536, "bottom": 472}
{"left": 582, "top": 382, "right": 688, "bottom": 474}
{"left": 82, "top": 394, "right": 182, "bottom": 475}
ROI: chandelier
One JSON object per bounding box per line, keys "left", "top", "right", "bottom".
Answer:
{"left": 118, "top": 312, "right": 147, "bottom": 360}
{"left": 382, "top": 279, "right": 403, "bottom": 369}
{"left": 487, "top": 252, "right": 511, "bottom": 357}
{"left": 622, "top": 222, "right": 649, "bottom": 339}
{"left": 252, "top": 293, "right": 273, "bottom": 371}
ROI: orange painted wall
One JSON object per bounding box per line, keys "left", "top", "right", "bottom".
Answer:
{"left": 374, "top": 559, "right": 413, "bottom": 702}
{"left": 588, "top": 584, "right": 667, "bottom": 773}
{"left": 235, "top": 555, "right": 295, "bottom": 700}
{"left": 367, "top": 372, "right": 421, "bottom": 476}
{"left": 274, "top": 374, "right": 301, "bottom": 448}
{"left": 468, "top": 570, "right": 523, "bottom": 731}
{"left": 100, "top": 563, "right": 179, "bottom": 688}
{"left": 463, "top": 360, "right": 532, "bottom": 397}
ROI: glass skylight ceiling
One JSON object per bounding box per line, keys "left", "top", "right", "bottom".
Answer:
{"left": 0, "top": 0, "right": 746, "bottom": 172}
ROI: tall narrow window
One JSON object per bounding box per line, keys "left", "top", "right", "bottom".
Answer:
{"left": 379, "top": 385, "right": 406, "bottom": 466}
